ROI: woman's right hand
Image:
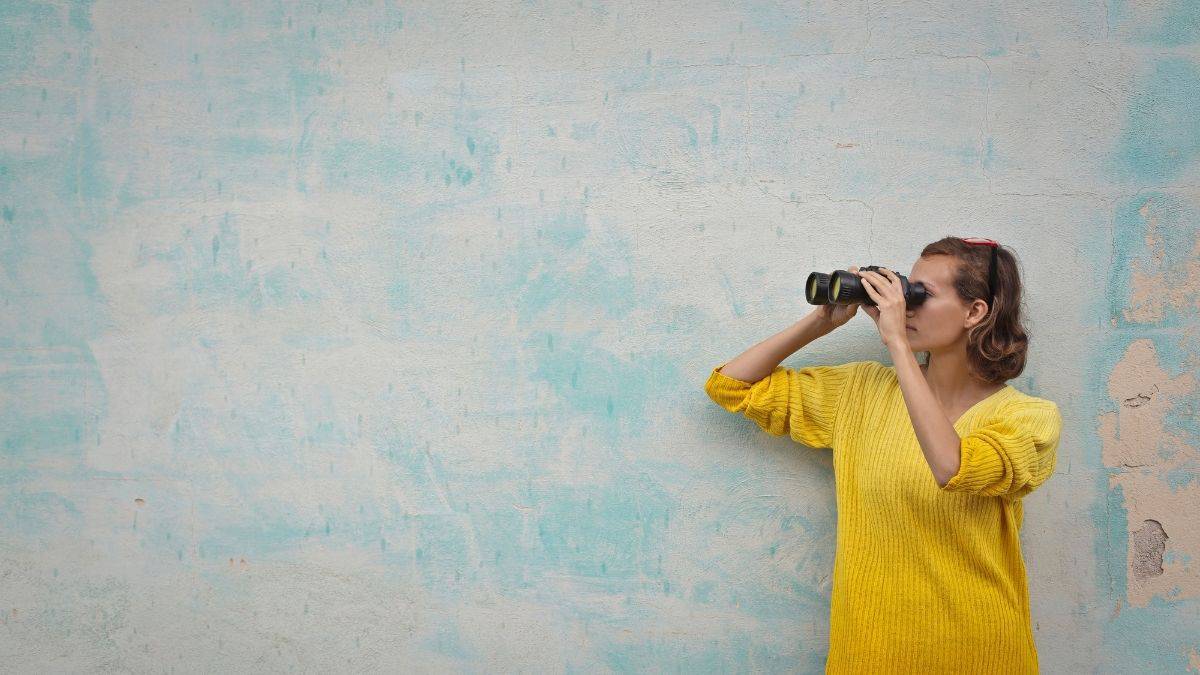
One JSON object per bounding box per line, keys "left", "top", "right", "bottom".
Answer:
{"left": 815, "top": 265, "right": 861, "bottom": 328}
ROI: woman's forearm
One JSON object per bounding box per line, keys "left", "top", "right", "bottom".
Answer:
{"left": 889, "top": 341, "right": 962, "bottom": 486}
{"left": 717, "top": 311, "right": 834, "bottom": 383}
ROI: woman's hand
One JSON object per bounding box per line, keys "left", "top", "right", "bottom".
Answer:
{"left": 857, "top": 267, "right": 909, "bottom": 347}
{"left": 816, "top": 266, "right": 861, "bottom": 329}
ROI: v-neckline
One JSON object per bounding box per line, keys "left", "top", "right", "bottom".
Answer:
{"left": 948, "top": 384, "right": 1013, "bottom": 428}
{"left": 907, "top": 363, "right": 1013, "bottom": 428}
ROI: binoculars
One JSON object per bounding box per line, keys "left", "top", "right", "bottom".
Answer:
{"left": 806, "top": 265, "right": 928, "bottom": 307}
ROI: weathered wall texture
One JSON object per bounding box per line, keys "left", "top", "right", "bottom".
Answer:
{"left": 1, "top": 0, "right": 1197, "bottom": 672}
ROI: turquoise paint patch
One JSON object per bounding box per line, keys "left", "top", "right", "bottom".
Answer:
{"left": 193, "top": 479, "right": 400, "bottom": 564}
{"left": 171, "top": 385, "right": 300, "bottom": 465}
{"left": 446, "top": 157, "right": 473, "bottom": 185}
{"left": 694, "top": 469, "right": 835, "bottom": 619}
{"left": 1163, "top": 465, "right": 1197, "bottom": 491}
{"left": 1107, "top": 192, "right": 1198, "bottom": 328}
{"left": 691, "top": 579, "right": 717, "bottom": 603}
{"left": 1112, "top": 58, "right": 1200, "bottom": 183}
{"left": 1, "top": 490, "right": 83, "bottom": 540}
{"left": 532, "top": 474, "right": 671, "bottom": 580}
{"left": 293, "top": 111, "right": 317, "bottom": 194}
{"left": 211, "top": 134, "right": 288, "bottom": 157}
{"left": 0, "top": 203, "right": 103, "bottom": 316}
{"left": 196, "top": 511, "right": 314, "bottom": 559}
{"left": 1162, "top": 401, "right": 1200, "bottom": 455}
{"left": 324, "top": 139, "right": 413, "bottom": 186}
{"left": 0, "top": 409, "right": 85, "bottom": 459}
{"left": 602, "top": 67, "right": 745, "bottom": 173}
{"left": 596, "top": 627, "right": 784, "bottom": 673}
{"left": 491, "top": 203, "right": 642, "bottom": 328}
{"left": 374, "top": 436, "right": 459, "bottom": 516}
{"left": 413, "top": 513, "right": 473, "bottom": 589}
{"left": 1098, "top": 479, "right": 1129, "bottom": 601}
{"left": 0, "top": 338, "right": 103, "bottom": 465}
{"left": 288, "top": 61, "right": 333, "bottom": 103}
{"left": 164, "top": 213, "right": 318, "bottom": 314}
{"left": 1104, "top": 594, "right": 1199, "bottom": 672}
{"left": 324, "top": 130, "right": 497, "bottom": 196}
{"left": 387, "top": 271, "right": 411, "bottom": 311}
{"left": 460, "top": 495, "right": 529, "bottom": 591}
{"left": 1164, "top": 550, "right": 1194, "bottom": 565}
{"left": 529, "top": 329, "right": 683, "bottom": 448}
{"left": 436, "top": 468, "right": 680, "bottom": 599}
{"left": 0, "top": 2, "right": 59, "bottom": 79}
{"left": 202, "top": 1, "right": 244, "bottom": 32}
{"left": 950, "top": 141, "right": 986, "bottom": 166}
{"left": 300, "top": 385, "right": 350, "bottom": 446}
{"left": 1107, "top": 0, "right": 1200, "bottom": 46}
{"left": 570, "top": 121, "right": 599, "bottom": 141}
{"left": 423, "top": 620, "right": 478, "bottom": 663}
{"left": 67, "top": 121, "right": 111, "bottom": 208}
{"left": 68, "top": 0, "right": 94, "bottom": 33}
{"left": 662, "top": 112, "right": 699, "bottom": 148}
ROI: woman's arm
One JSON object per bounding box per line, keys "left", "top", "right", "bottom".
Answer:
{"left": 717, "top": 311, "right": 834, "bottom": 383}
{"left": 889, "top": 344, "right": 966, "bottom": 487}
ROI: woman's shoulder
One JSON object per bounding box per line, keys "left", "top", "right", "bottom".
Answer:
{"left": 987, "top": 389, "right": 1064, "bottom": 443}
{"left": 850, "top": 359, "right": 895, "bottom": 381}
{"left": 839, "top": 360, "right": 895, "bottom": 391}
{"left": 987, "top": 387, "right": 1062, "bottom": 432}
{"left": 1001, "top": 385, "right": 1060, "bottom": 412}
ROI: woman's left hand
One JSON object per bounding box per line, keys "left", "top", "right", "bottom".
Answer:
{"left": 858, "top": 268, "right": 909, "bottom": 348}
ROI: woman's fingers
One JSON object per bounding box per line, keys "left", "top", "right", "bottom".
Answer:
{"left": 859, "top": 272, "right": 880, "bottom": 299}
{"left": 862, "top": 270, "right": 899, "bottom": 303}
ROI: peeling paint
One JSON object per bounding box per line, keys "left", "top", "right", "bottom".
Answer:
{"left": 1131, "top": 519, "right": 1168, "bottom": 579}
{"left": 1100, "top": 339, "right": 1200, "bottom": 609}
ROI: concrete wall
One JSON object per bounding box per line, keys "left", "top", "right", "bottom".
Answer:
{"left": 1, "top": 0, "right": 1197, "bottom": 671}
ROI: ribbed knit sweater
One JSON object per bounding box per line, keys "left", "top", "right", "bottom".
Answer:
{"left": 704, "top": 359, "right": 1063, "bottom": 674}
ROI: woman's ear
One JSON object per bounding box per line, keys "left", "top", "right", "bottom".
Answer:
{"left": 964, "top": 298, "right": 990, "bottom": 328}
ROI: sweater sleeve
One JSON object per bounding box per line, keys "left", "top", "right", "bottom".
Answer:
{"left": 703, "top": 361, "right": 861, "bottom": 449}
{"left": 940, "top": 401, "right": 1063, "bottom": 500}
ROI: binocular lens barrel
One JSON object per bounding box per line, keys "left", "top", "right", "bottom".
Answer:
{"left": 805, "top": 272, "right": 831, "bottom": 305}
{"left": 805, "top": 266, "right": 928, "bottom": 308}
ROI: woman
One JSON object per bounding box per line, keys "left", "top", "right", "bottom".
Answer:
{"left": 704, "top": 236, "right": 1063, "bottom": 674}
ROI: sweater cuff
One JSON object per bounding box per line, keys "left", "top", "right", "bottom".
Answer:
{"left": 704, "top": 363, "right": 756, "bottom": 412}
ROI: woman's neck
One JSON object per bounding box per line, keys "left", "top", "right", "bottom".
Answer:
{"left": 921, "top": 351, "right": 1002, "bottom": 408}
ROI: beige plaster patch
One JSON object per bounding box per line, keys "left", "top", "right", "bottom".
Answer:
{"left": 1099, "top": 339, "right": 1200, "bottom": 608}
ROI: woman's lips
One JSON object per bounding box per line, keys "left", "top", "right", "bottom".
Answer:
{"left": 906, "top": 325, "right": 916, "bottom": 331}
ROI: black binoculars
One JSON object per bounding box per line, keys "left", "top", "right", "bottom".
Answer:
{"left": 805, "top": 265, "right": 928, "bottom": 307}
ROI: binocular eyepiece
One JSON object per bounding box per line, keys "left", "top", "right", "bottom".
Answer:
{"left": 806, "top": 265, "right": 928, "bottom": 307}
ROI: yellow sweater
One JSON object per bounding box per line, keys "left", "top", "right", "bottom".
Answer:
{"left": 704, "top": 359, "right": 1063, "bottom": 674}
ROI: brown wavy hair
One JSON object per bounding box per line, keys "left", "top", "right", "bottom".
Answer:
{"left": 918, "top": 236, "right": 1028, "bottom": 385}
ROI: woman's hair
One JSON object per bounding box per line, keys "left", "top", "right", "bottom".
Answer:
{"left": 918, "top": 236, "right": 1028, "bottom": 384}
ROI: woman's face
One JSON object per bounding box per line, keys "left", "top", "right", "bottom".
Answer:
{"left": 902, "top": 255, "right": 989, "bottom": 352}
